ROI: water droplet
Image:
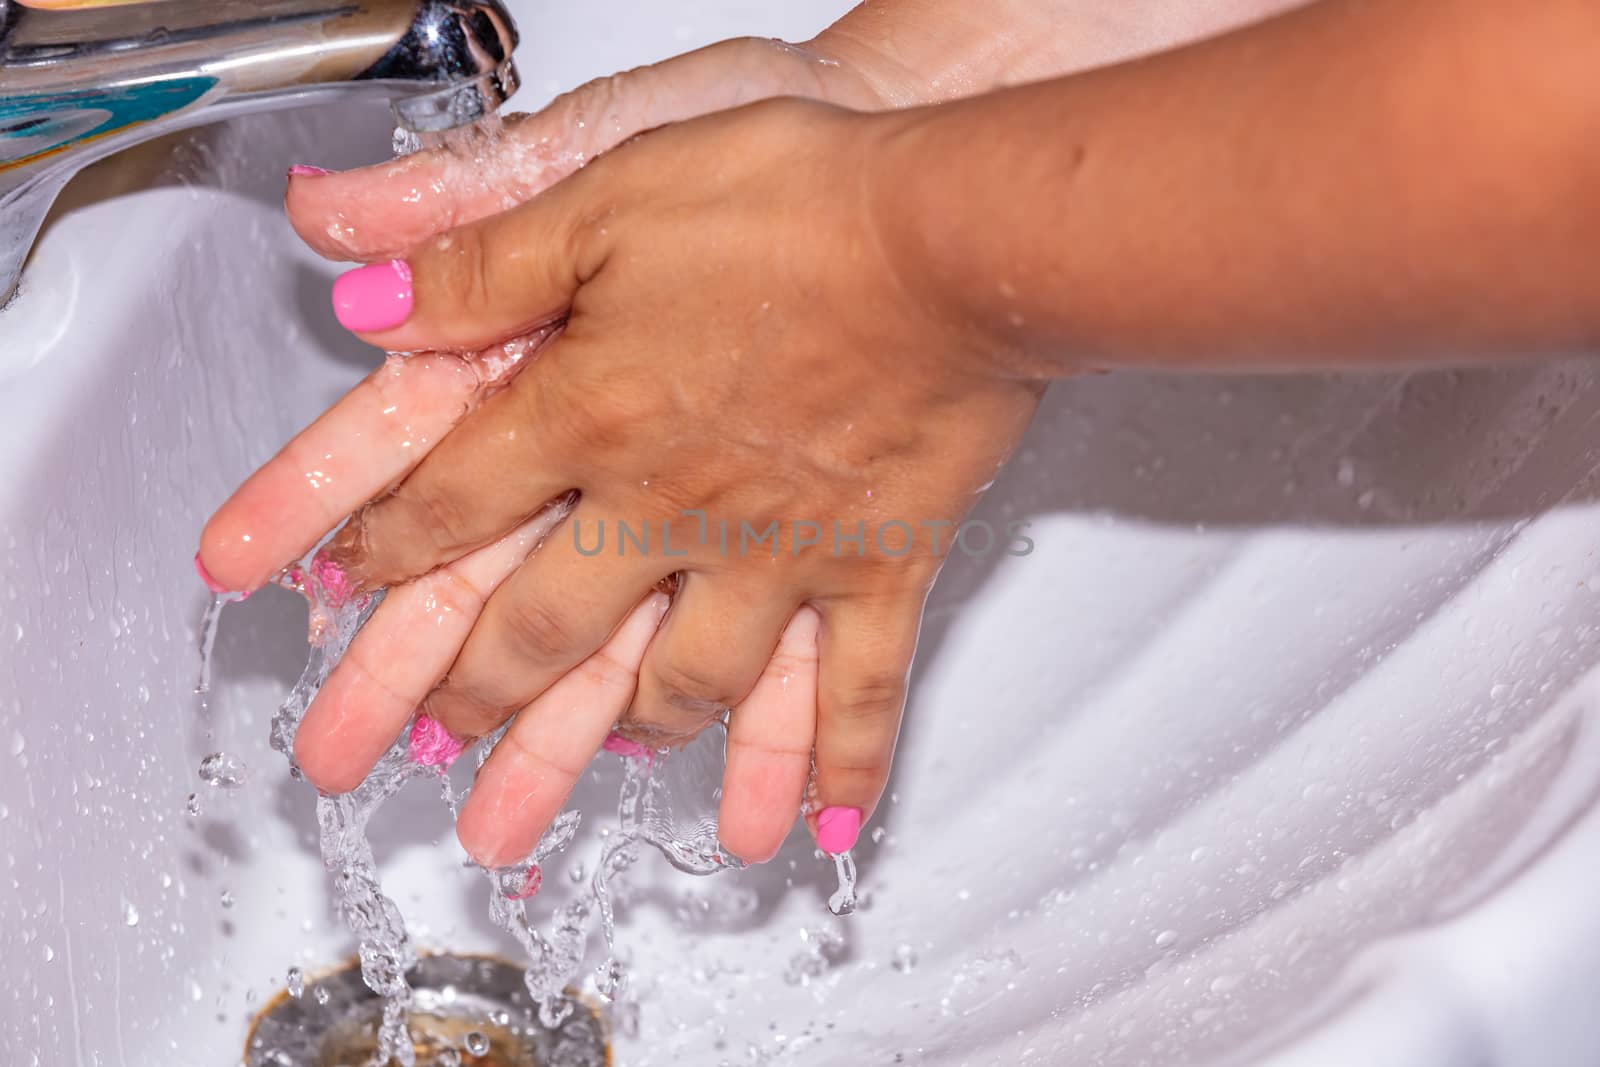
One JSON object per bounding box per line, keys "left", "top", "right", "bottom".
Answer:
{"left": 892, "top": 944, "right": 917, "bottom": 973}
{"left": 122, "top": 900, "right": 139, "bottom": 927}
{"left": 185, "top": 793, "right": 202, "bottom": 817}
{"left": 285, "top": 967, "right": 304, "bottom": 999}
{"left": 313, "top": 985, "right": 331, "bottom": 1006}
{"left": 463, "top": 1031, "right": 490, "bottom": 1056}
{"left": 1155, "top": 929, "right": 1179, "bottom": 948}
{"left": 198, "top": 752, "right": 247, "bottom": 789}
{"left": 1210, "top": 973, "right": 1241, "bottom": 994}
{"left": 219, "top": 889, "right": 234, "bottom": 909}
{"left": 41, "top": 945, "right": 54, "bottom": 962}
{"left": 827, "top": 851, "right": 858, "bottom": 916}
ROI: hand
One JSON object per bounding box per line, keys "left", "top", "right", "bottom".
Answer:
{"left": 283, "top": 37, "right": 884, "bottom": 268}
{"left": 201, "top": 36, "right": 886, "bottom": 592}
{"left": 199, "top": 37, "right": 886, "bottom": 865}
{"left": 201, "top": 5, "right": 1310, "bottom": 869}
{"left": 308, "top": 98, "right": 1042, "bottom": 868}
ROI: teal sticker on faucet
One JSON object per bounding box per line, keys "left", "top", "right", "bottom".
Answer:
{"left": 0, "top": 75, "right": 216, "bottom": 170}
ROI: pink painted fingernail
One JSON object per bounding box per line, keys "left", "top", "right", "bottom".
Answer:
{"left": 816, "top": 806, "right": 862, "bottom": 854}
{"left": 332, "top": 259, "right": 413, "bottom": 332}
{"left": 602, "top": 731, "right": 656, "bottom": 767}
{"left": 287, "top": 164, "right": 332, "bottom": 178}
{"left": 194, "top": 553, "right": 229, "bottom": 594}
{"left": 309, "top": 552, "right": 355, "bottom": 608}
{"left": 508, "top": 864, "right": 543, "bottom": 900}
{"left": 194, "top": 552, "right": 250, "bottom": 600}
{"left": 408, "top": 714, "right": 464, "bottom": 769}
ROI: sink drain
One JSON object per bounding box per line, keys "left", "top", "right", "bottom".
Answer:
{"left": 245, "top": 955, "right": 609, "bottom": 1067}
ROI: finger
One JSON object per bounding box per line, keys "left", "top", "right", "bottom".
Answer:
{"left": 290, "top": 508, "right": 562, "bottom": 793}
{"left": 422, "top": 508, "right": 671, "bottom": 740}
{"left": 456, "top": 592, "right": 671, "bottom": 868}
{"left": 321, "top": 351, "right": 577, "bottom": 590}
{"left": 287, "top": 113, "right": 565, "bottom": 262}
{"left": 288, "top": 38, "right": 802, "bottom": 262}
{"left": 808, "top": 595, "right": 925, "bottom": 854}
{"left": 197, "top": 352, "right": 482, "bottom": 593}
{"left": 626, "top": 573, "right": 797, "bottom": 742}
{"left": 329, "top": 161, "right": 608, "bottom": 352}
{"left": 197, "top": 334, "right": 549, "bottom": 594}
{"left": 717, "top": 608, "right": 821, "bottom": 865}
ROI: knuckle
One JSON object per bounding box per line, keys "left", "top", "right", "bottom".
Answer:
{"left": 574, "top": 646, "right": 639, "bottom": 692}
{"left": 426, "top": 569, "right": 490, "bottom": 617}
{"left": 405, "top": 483, "right": 477, "bottom": 555}
{"left": 821, "top": 757, "right": 890, "bottom": 784}
{"left": 498, "top": 722, "right": 586, "bottom": 780}
{"left": 767, "top": 641, "right": 820, "bottom": 680}
{"left": 651, "top": 658, "right": 738, "bottom": 714}
{"left": 497, "top": 596, "right": 583, "bottom": 666}
{"left": 831, "top": 673, "right": 906, "bottom": 724}
{"left": 433, "top": 224, "right": 496, "bottom": 322}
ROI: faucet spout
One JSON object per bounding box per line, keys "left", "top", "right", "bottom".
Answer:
{"left": 0, "top": 0, "right": 520, "bottom": 305}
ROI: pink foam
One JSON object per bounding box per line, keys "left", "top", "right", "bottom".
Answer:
{"left": 602, "top": 732, "right": 655, "bottom": 767}
{"left": 408, "top": 715, "right": 464, "bottom": 769}
{"left": 508, "top": 864, "right": 542, "bottom": 900}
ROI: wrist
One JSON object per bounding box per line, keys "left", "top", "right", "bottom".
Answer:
{"left": 856, "top": 103, "right": 1058, "bottom": 384}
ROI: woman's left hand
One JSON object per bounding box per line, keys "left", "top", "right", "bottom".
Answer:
{"left": 296, "top": 98, "right": 1039, "bottom": 868}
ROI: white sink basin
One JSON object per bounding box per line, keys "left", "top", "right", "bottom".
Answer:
{"left": 4, "top": 2, "right": 1600, "bottom": 1064}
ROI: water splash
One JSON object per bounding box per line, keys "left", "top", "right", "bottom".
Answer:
{"left": 224, "top": 514, "right": 844, "bottom": 1061}
{"left": 193, "top": 589, "right": 246, "bottom": 695}
{"left": 267, "top": 563, "right": 429, "bottom": 1065}
{"left": 198, "top": 751, "right": 247, "bottom": 789}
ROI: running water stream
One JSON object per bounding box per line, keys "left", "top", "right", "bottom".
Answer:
{"left": 199, "top": 551, "right": 856, "bottom": 1065}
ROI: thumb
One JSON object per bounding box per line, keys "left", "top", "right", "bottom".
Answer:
{"left": 330, "top": 169, "right": 606, "bottom": 353}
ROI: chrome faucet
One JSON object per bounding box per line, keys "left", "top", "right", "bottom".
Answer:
{"left": 0, "top": 0, "right": 519, "bottom": 304}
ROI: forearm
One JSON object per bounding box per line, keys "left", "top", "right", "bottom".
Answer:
{"left": 809, "top": 0, "right": 1310, "bottom": 106}
{"left": 874, "top": 0, "right": 1600, "bottom": 373}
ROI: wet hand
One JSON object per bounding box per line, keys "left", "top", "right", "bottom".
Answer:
{"left": 311, "top": 99, "right": 1042, "bottom": 868}
{"left": 199, "top": 40, "right": 887, "bottom": 865}
{"left": 200, "top": 37, "right": 885, "bottom": 596}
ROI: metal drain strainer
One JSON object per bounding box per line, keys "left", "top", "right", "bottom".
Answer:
{"left": 245, "top": 955, "right": 609, "bottom": 1067}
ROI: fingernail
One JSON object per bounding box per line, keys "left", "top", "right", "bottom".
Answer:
{"left": 332, "top": 259, "right": 413, "bottom": 333}
{"left": 649, "top": 591, "right": 672, "bottom": 620}
{"left": 816, "top": 806, "right": 862, "bottom": 854}
{"left": 508, "top": 864, "right": 543, "bottom": 900}
{"left": 287, "top": 164, "right": 332, "bottom": 178}
{"left": 408, "top": 714, "right": 464, "bottom": 769}
{"left": 309, "top": 551, "right": 356, "bottom": 608}
{"left": 602, "top": 731, "right": 656, "bottom": 767}
{"left": 193, "top": 553, "right": 251, "bottom": 600}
